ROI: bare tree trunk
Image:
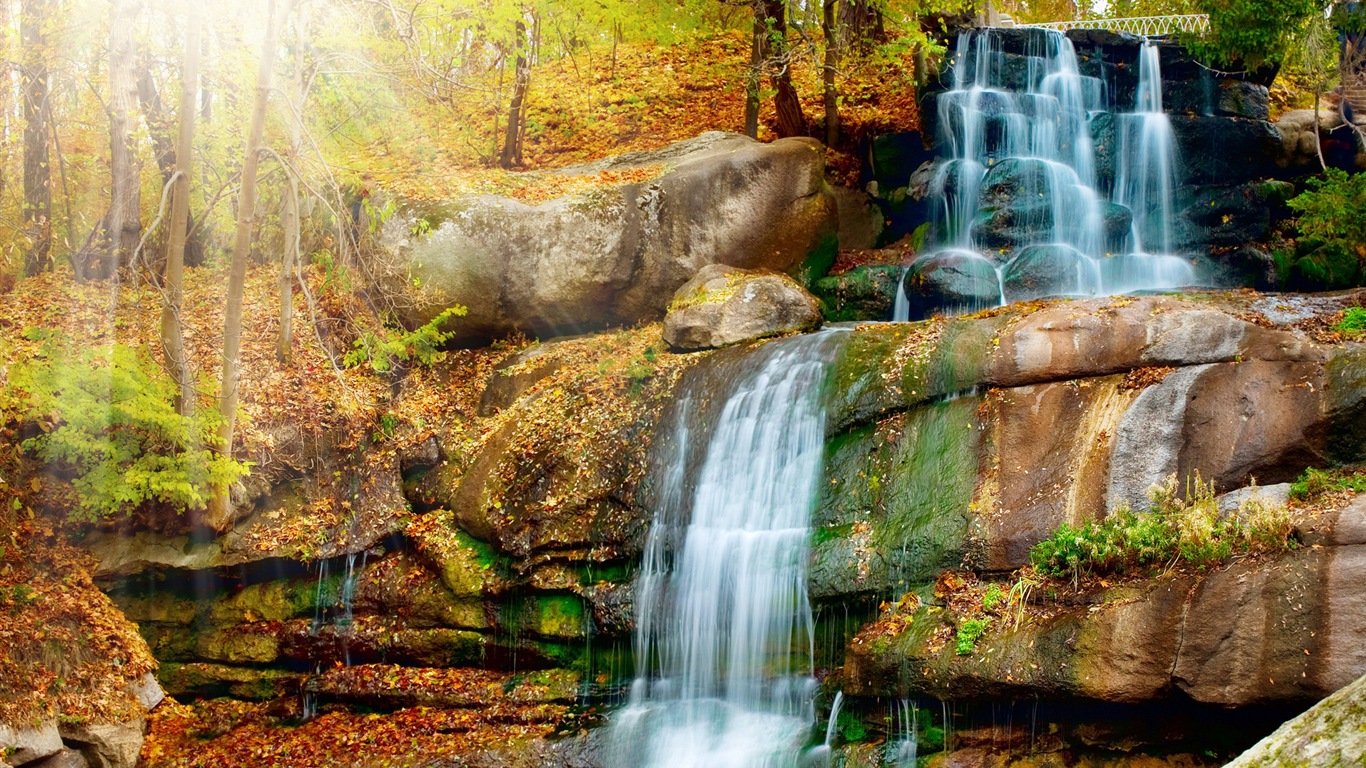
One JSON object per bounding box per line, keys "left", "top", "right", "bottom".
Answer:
{"left": 104, "top": 0, "right": 142, "bottom": 279}
{"left": 161, "top": 3, "right": 201, "bottom": 417}
{"left": 279, "top": 1, "right": 309, "bottom": 364}
{"left": 499, "top": 14, "right": 529, "bottom": 169}
{"left": 745, "top": 1, "right": 763, "bottom": 138}
{"left": 138, "top": 65, "right": 206, "bottom": 269}
{"left": 762, "top": 0, "right": 806, "bottom": 139}
{"left": 822, "top": 0, "right": 839, "bottom": 147}
{"left": 210, "top": 0, "right": 281, "bottom": 529}
{"left": 21, "top": 0, "right": 51, "bottom": 277}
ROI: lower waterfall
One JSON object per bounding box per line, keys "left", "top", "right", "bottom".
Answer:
{"left": 609, "top": 332, "right": 844, "bottom": 768}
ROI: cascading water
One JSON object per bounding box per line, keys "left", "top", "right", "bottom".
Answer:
{"left": 609, "top": 332, "right": 844, "bottom": 768}
{"left": 894, "top": 29, "right": 1198, "bottom": 321}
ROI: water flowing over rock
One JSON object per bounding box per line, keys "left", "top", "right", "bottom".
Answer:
{"left": 891, "top": 29, "right": 1197, "bottom": 320}
{"left": 396, "top": 132, "right": 837, "bottom": 342}
{"left": 610, "top": 332, "right": 843, "bottom": 767}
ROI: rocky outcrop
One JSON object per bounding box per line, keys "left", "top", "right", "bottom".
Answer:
{"left": 844, "top": 496, "right": 1366, "bottom": 706}
{"left": 662, "top": 265, "right": 823, "bottom": 351}
{"left": 398, "top": 132, "right": 838, "bottom": 342}
{"left": 1275, "top": 108, "right": 1366, "bottom": 175}
{"left": 804, "top": 291, "right": 1366, "bottom": 714}
{"left": 1227, "top": 671, "right": 1366, "bottom": 768}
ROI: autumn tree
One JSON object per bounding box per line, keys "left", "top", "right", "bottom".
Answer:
{"left": 212, "top": 0, "right": 284, "bottom": 529}
{"left": 499, "top": 8, "right": 533, "bottom": 168}
{"left": 98, "top": 0, "right": 142, "bottom": 280}
{"left": 160, "top": 3, "right": 201, "bottom": 416}
{"left": 759, "top": 0, "right": 807, "bottom": 138}
{"left": 21, "top": 0, "right": 52, "bottom": 276}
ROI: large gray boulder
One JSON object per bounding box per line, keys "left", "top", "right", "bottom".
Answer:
{"left": 1226, "top": 671, "right": 1366, "bottom": 768}
{"left": 399, "top": 132, "right": 838, "bottom": 342}
{"left": 0, "top": 722, "right": 62, "bottom": 766}
{"left": 663, "top": 265, "right": 823, "bottom": 351}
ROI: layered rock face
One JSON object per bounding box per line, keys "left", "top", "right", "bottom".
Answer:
{"left": 798, "top": 292, "right": 1366, "bottom": 714}
{"left": 396, "top": 132, "right": 838, "bottom": 342}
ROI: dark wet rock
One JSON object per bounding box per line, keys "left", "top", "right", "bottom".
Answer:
{"left": 811, "top": 264, "right": 903, "bottom": 322}
{"left": 1169, "top": 115, "right": 1283, "bottom": 186}
{"left": 899, "top": 252, "right": 1001, "bottom": 322}
{"left": 1002, "top": 244, "right": 1095, "bottom": 302}
{"left": 398, "top": 132, "right": 838, "bottom": 342}
{"left": 662, "top": 265, "right": 823, "bottom": 351}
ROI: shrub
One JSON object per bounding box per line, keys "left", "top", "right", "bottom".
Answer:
{"left": 981, "top": 583, "right": 1005, "bottom": 611}
{"left": 1030, "top": 473, "right": 1297, "bottom": 581}
{"left": 1187, "top": 0, "right": 1330, "bottom": 68}
{"left": 3, "top": 336, "right": 250, "bottom": 521}
{"left": 343, "top": 306, "right": 467, "bottom": 373}
{"left": 1284, "top": 169, "right": 1366, "bottom": 289}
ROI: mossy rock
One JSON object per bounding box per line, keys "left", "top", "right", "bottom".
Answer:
{"left": 193, "top": 626, "right": 281, "bottom": 664}
{"left": 811, "top": 265, "right": 903, "bottom": 322}
{"left": 160, "top": 663, "right": 304, "bottom": 701}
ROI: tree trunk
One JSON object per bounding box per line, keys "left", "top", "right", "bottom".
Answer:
{"left": 822, "top": 0, "right": 839, "bottom": 147}
{"left": 762, "top": 0, "right": 806, "bottom": 139}
{"left": 21, "top": 0, "right": 51, "bottom": 277}
{"left": 744, "top": 1, "right": 763, "bottom": 138}
{"left": 838, "top": 0, "right": 884, "bottom": 56}
{"left": 161, "top": 3, "right": 201, "bottom": 418}
{"left": 211, "top": 0, "right": 282, "bottom": 529}
{"left": 138, "top": 65, "right": 206, "bottom": 269}
{"left": 499, "top": 14, "right": 529, "bottom": 169}
{"left": 279, "top": 1, "right": 309, "bottom": 364}
{"left": 104, "top": 0, "right": 142, "bottom": 279}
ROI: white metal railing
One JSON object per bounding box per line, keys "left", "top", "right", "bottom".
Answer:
{"left": 1018, "top": 14, "right": 1209, "bottom": 37}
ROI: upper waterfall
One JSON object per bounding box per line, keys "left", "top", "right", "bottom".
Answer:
{"left": 895, "top": 28, "right": 1199, "bottom": 321}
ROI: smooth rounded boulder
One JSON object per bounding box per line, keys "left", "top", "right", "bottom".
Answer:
{"left": 662, "top": 265, "right": 823, "bottom": 351}
{"left": 397, "top": 132, "right": 838, "bottom": 342}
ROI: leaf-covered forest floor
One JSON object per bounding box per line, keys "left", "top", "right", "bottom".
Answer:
{"left": 353, "top": 31, "right": 921, "bottom": 204}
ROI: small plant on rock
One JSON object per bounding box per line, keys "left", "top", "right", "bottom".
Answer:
{"left": 955, "top": 618, "right": 989, "bottom": 656}
{"left": 1334, "top": 307, "right": 1366, "bottom": 339}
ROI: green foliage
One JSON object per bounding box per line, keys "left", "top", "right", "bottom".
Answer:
{"left": 981, "top": 582, "right": 1005, "bottom": 611}
{"left": 344, "top": 306, "right": 468, "bottom": 373}
{"left": 0, "top": 584, "right": 39, "bottom": 614}
{"left": 1282, "top": 169, "right": 1366, "bottom": 289}
{"left": 955, "top": 617, "right": 989, "bottom": 656}
{"left": 837, "top": 709, "right": 869, "bottom": 743}
{"left": 1185, "top": 0, "right": 1329, "bottom": 68}
{"left": 1335, "top": 308, "right": 1366, "bottom": 339}
{"left": 3, "top": 336, "right": 249, "bottom": 521}
{"left": 1289, "top": 466, "right": 1366, "bottom": 501}
{"left": 1030, "top": 473, "right": 1297, "bottom": 581}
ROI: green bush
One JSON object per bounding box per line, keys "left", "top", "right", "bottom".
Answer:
{"left": 3, "top": 336, "right": 250, "bottom": 521}
{"left": 1284, "top": 169, "right": 1366, "bottom": 289}
{"left": 955, "top": 618, "right": 989, "bottom": 656}
{"left": 1289, "top": 466, "right": 1366, "bottom": 501}
{"left": 343, "top": 306, "right": 467, "bottom": 373}
{"left": 1030, "top": 474, "right": 1297, "bottom": 581}
{"left": 1186, "top": 0, "right": 1329, "bottom": 68}
{"left": 981, "top": 583, "right": 1005, "bottom": 611}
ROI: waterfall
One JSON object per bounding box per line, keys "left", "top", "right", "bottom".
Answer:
{"left": 887, "top": 700, "right": 918, "bottom": 766}
{"left": 610, "top": 332, "right": 844, "bottom": 768}
{"left": 895, "top": 30, "right": 1198, "bottom": 322}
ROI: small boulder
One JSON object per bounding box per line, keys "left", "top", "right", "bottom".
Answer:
{"left": 0, "top": 722, "right": 62, "bottom": 766}
{"left": 1226, "top": 671, "right": 1366, "bottom": 768}
{"left": 810, "top": 264, "right": 902, "bottom": 322}
{"left": 1002, "top": 244, "right": 1100, "bottom": 302}
{"left": 663, "top": 265, "right": 822, "bottom": 351}
{"left": 56, "top": 721, "right": 143, "bottom": 768}
{"left": 900, "top": 251, "right": 1002, "bottom": 321}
